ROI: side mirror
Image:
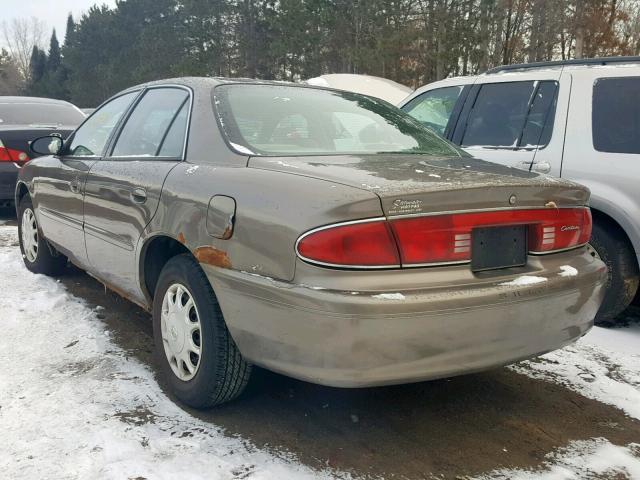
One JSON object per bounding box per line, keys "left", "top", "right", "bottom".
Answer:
{"left": 30, "top": 135, "right": 63, "bottom": 156}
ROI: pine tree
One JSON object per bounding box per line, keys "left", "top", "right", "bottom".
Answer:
{"left": 64, "top": 14, "right": 75, "bottom": 47}
{"left": 47, "top": 30, "right": 61, "bottom": 72}
{"left": 29, "top": 46, "right": 46, "bottom": 84}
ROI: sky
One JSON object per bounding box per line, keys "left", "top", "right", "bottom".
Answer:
{"left": 1, "top": 0, "right": 117, "bottom": 48}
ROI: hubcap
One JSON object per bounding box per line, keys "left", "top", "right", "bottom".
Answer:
{"left": 161, "top": 283, "right": 202, "bottom": 381}
{"left": 21, "top": 208, "right": 38, "bottom": 263}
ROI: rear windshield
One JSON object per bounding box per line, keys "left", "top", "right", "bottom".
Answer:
{"left": 214, "top": 84, "right": 461, "bottom": 157}
{"left": 0, "top": 102, "right": 85, "bottom": 126}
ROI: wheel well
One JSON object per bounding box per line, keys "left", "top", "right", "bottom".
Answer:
{"left": 15, "top": 182, "right": 29, "bottom": 204}
{"left": 591, "top": 208, "right": 639, "bottom": 269}
{"left": 141, "top": 235, "right": 190, "bottom": 300}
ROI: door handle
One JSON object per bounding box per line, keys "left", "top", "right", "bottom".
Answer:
{"left": 69, "top": 178, "right": 80, "bottom": 194}
{"left": 131, "top": 187, "right": 147, "bottom": 203}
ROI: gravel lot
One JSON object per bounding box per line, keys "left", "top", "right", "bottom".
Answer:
{"left": 1, "top": 208, "right": 639, "bottom": 479}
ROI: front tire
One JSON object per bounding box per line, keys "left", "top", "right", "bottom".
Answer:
{"left": 17, "top": 196, "right": 67, "bottom": 276}
{"left": 153, "top": 254, "right": 251, "bottom": 408}
{"left": 590, "top": 220, "right": 639, "bottom": 325}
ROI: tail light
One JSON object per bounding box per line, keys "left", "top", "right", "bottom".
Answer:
{"left": 0, "top": 139, "right": 29, "bottom": 163}
{"left": 296, "top": 208, "right": 592, "bottom": 269}
{"left": 296, "top": 218, "right": 400, "bottom": 268}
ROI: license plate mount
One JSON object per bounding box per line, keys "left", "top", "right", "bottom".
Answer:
{"left": 471, "top": 225, "right": 527, "bottom": 272}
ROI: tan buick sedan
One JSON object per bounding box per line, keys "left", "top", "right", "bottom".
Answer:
{"left": 17, "top": 78, "right": 606, "bottom": 408}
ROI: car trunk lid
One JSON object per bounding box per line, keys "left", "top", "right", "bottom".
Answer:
{"left": 248, "top": 153, "right": 589, "bottom": 216}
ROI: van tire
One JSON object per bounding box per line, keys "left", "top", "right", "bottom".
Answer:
{"left": 590, "top": 220, "right": 639, "bottom": 325}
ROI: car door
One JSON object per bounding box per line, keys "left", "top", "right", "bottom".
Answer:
{"left": 34, "top": 91, "right": 139, "bottom": 266}
{"left": 82, "top": 86, "right": 191, "bottom": 302}
{"left": 450, "top": 71, "right": 565, "bottom": 176}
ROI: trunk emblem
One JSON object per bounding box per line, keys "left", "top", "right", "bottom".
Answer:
{"left": 509, "top": 194, "right": 517, "bottom": 205}
{"left": 390, "top": 199, "right": 424, "bottom": 215}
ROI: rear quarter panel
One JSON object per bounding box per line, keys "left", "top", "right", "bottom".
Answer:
{"left": 142, "top": 162, "right": 383, "bottom": 283}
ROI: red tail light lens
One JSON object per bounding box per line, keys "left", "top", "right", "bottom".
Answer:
{"left": 390, "top": 208, "right": 592, "bottom": 265}
{"left": 296, "top": 219, "right": 401, "bottom": 267}
{"left": 296, "top": 208, "right": 592, "bottom": 269}
{"left": 528, "top": 208, "right": 592, "bottom": 253}
{"left": 0, "top": 140, "right": 29, "bottom": 163}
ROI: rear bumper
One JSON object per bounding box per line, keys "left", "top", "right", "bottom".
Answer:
{"left": 204, "top": 247, "right": 607, "bottom": 387}
{"left": 0, "top": 162, "right": 19, "bottom": 202}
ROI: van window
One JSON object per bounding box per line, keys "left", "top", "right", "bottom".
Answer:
{"left": 593, "top": 77, "right": 640, "bottom": 154}
{"left": 461, "top": 81, "right": 557, "bottom": 149}
{"left": 402, "top": 86, "right": 464, "bottom": 136}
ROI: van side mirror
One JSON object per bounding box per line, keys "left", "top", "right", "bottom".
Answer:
{"left": 30, "top": 135, "right": 63, "bottom": 156}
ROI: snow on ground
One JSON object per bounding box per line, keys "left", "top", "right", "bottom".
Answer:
{"left": 0, "top": 225, "right": 346, "bottom": 479}
{"left": 1, "top": 222, "right": 639, "bottom": 480}
{"left": 476, "top": 439, "right": 640, "bottom": 479}
{"left": 510, "top": 324, "right": 640, "bottom": 421}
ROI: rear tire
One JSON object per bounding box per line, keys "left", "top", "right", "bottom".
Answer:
{"left": 17, "top": 196, "right": 67, "bottom": 276}
{"left": 590, "top": 220, "right": 639, "bottom": 325}
{"left": 153, "top": 254, "right": 251, "bottom": 408}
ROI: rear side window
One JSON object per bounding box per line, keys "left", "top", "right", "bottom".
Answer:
{"left": 593, "top": 77, "right": 640, "bottom": 154}
{"left": 157, "top": 101, "right": 189, "bottom": 157}
{"left": 461, "top": 81, "right": 558, "bottom": 149}
{"left": 112, "top": 87, "right": 189, "bottom": 158}
{"left": 402, "top": 86, "right": 464, "bottom": 136}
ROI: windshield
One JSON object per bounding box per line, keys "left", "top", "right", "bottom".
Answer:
{"left": 0, "top": 102, "right": 85, "bottom": 126}
{"left": 214, "top": 84, "right": 461, "bottom": 157}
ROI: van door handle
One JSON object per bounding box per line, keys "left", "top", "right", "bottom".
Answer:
{"left": 131, "top": 187, "right": 147, "bottom": 203}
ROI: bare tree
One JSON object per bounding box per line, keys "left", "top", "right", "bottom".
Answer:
{"left": 0, "top": 48, "right": 22, "bottom": 95}
{"left": 1, "top": 16, "right": 47, "bottom": 84}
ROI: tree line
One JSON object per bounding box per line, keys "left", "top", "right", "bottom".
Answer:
{"left": 2, "top": 0, "right": 640, "bottom": 107}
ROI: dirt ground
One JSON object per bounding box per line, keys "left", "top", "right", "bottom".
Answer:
{"left": 2, "top": 206, "right": 639, "bottom": 479}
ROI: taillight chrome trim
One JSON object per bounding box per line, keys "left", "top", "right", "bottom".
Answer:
{"left": 295, "top": 217, "right": 402, "bottom": 269}
{"left": 386, "top": 204, "right": 584, "bottom": 219}
{"left": 529, "top": 242, "right": 589, "bottom": 255}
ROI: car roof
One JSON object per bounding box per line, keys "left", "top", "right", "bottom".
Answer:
{"left": 121, "top": 76, "right": 304, "bottom": 93}
{"left": 0, "top": 96, "right": 77, "bottom": 106}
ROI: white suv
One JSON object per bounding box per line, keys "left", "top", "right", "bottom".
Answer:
{"left": 400, "top": 57, "right": 640, "bottom": 324}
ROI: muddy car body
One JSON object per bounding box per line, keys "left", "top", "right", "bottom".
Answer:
{"left": 16, "top": 78, "right": 606, "bottom": 407}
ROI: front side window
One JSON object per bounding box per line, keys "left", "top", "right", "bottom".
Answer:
{"left": 112, "top": 88, "right": 189, "bottom": 158}
{"left": 214, "top": 84, "right": 461, "bottom": 157}
{"left": 593, "top": 77, "right": 640, "bottom": 154}
{"left": 461, "top": 81, "right": 558, "bottom": 149}
{"left": 66, "top": 92, "right": 138, "bottom": 157}
{"left": 401, "top": 86, "right": 464, "bottom": 136}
